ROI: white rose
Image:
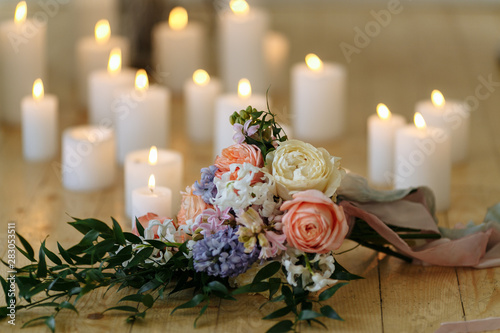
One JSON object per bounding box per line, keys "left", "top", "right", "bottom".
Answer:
{"left": 266, "top": 139, "right": 345, "bottom": 199}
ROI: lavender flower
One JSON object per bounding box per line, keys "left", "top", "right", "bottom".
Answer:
{"left": 233, "top": 120, "right": 260, "bottom": 144}
{"left": 193, "top": 165, "right": 218, "bottom": 204}
{"left": 193, "top": 227, "right": 259, "bottom": 278}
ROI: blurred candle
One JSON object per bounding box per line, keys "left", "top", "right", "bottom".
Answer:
{"left": 125, "top": 146, "right": 183, "bottom": 218}
{"left": 264, "top": 31, "right": 290, "bottom": 94}
{"left": 0, "top": 1, "right": 46, "bottom": 124}
{"left": 416, "top": 90, "right": 470, "bottom": 164}
{"left": 394, "top": 112, "right": 451, "bottom": 212}
{"left": 76, "top": 19, "right": 130, "bottom": 107}
{"left": 88, "top": 48, "right": 135, "bottom": 125}
{"left": 22, "top": 79, "right": 58, "bottom": 161}
{"left": 114, "top": 69, "right": 171, "bottom": 165}
{"left": 291, "top": 53, "right": 346, "bottom": 142}
{"left": 367, "top": 103, "right": 405, "bottom": 186}
{"left": 152, "top": 6, "right": 205, "bottom": 93}
{"left": 131, "top": 174, "right": 172, "bottom": 227}
{"left": 218, "top": 0, "right": 269, "bottom": 94}
{"left": 62, "top": 125, "right": 115, "bottom": 191}
{"left": 184, "top": 69, "right": 222, "bottom": 142}
{"left": 73, "top": 0, "right": 119, "bottom": 39}
{"left": 214, "top": 78, "right": 267, "bottom": 156}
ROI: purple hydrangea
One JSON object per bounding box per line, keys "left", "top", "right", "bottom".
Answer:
{"left": 192, "top": 227, "right": 259, "bottom": 278}
{"left": 193, "top": 165, "right": 218, "bottom": 204}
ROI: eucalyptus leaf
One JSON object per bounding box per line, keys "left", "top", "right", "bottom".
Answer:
{"left": 297, "top": 310, "right": 323, "bottom": 321}
{"left": 252, "top": 262, "right": 281, "bottom": 283}
{"left": 16, "top": 232, "right": 35, "bottom": 261}
{"left": 112, "top": 217, "right": 126, "bottom": 246}
{"left": 318, "top": 282, "right": 348, "bottom": 301}
{"left": 265, "top": 319, "right": 294, "bottom": 333}
{"left": 320, "top": 305, "right": 343, "bottom": 321}
{"left": 262, "top": 306, "right": 293, "bottom": 320}
{"left": 171, "top": 294, "right": 205, "bottom": 314}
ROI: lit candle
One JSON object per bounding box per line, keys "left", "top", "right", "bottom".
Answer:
{"left": 76, "top": 19, "right": 130, "bottom": 107}
{"left": 367, "top": 103, "right": 406, "bottom": 186}
{"left": 21, "top": 79, "right": 58, "bottom": 161}
{"left": 62, "top": 125, "right": 116, "bottom": 191}
{"left": 125, "top": 146, "right": 183, "bottom": 218}
{"left": 0, "top": 1, "right": 46, "bottom": 124}
{"left": 183, "top": 69, "right": 222, "bottom": 142}
{"left": 394, "top": 112, "right": 451, "bottom": 212}
{"left": 72, "top": 0, "right": 120, "bottom": 39}
{"left": 416, "top": 90, "right": 470, "bottom": 164}
{"left": 218, "top": 0, "right": 269, "bottom": 94}
{"left": 214, "top": 78, "right": 267, "bottom": 156}
{"left": 291, "top": 53, "right": 346, "bottom": 142}
{"left": 131, "top": 174, "right": 173, "bottom": 227}
{"left": 114, "top": 69, "right": 171, "bottom": 165}
{"left": 152, "top": 6, "right": 205, "bottom": 93}
{"left": 88, "top": 48, "right": 135, "bottom": 125}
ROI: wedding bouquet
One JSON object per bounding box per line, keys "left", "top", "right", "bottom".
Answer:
{"left": 3, "top": 105, "right": 500, "bottom": 333}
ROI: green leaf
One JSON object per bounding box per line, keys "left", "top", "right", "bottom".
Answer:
{"left": 265, "top": 320, "right": 294, "bottom": 333}
{"left": 120, "top": 294, "right": 144, "bottom": 303}
{"left": 310, "top": 318, "right": 328, "bottom": 329}
{"left": 331, "top": 261, "right": 363, "bottom": 281}
{"left": 0, "top": 306, "right": 8, "bottom": 319}
{"left": 36, "top": 245, "right": 47, "bottom": 278}
{"left": 134, "top": 218, "right": 145, "bottom": 237}
{"left": 59, "top": 301, "right": 78, "bottom": 314}
{"left": 320, "top": 305, "right": 343, "bottom": 321}
{"left": 207, "top": 281, "right": 229, "bottom": 295}
{"left": 268, "top": 278, "right": 281, "bottom": 299}
{"left": 22, "top": 316, "right": 50, "bottom": 328}
{"left": 252, "top": 262, "right": 281, "bottom": 283}
{"left": 298, "top": 310, "right": 323, "bottom": 321}
{"left": 16, "top": 233, "right": 35, "bottom": 261}
{"left": 262, "top": 306, "right": 293, "bottom": 320}
{"left": 232, "top": 282, "right": 269, "bottom": 295}
{"left": 171, "top": 294, "right": 205, "bottom": 314}
{"left": 127, "top": 247, "right": 154, "bottom": 268}
{"left": 124, "top": 232, "right": 142, "bottom": 244}
{"left": 144, "top": 239, "right": 167, "bottom": 250}
{"left": 194, "top": 304, "right": 208, "bottom": 328}
{"left": 42, "top": 241, "right": 62, "bottom": 266}
{"left": 112, "top": 217, "right": 126, "bottom": 246}
{"left": 318, "top": 282, "right": 348, "bottom": 301}
{"left": 103, "top": 306, "right": 138, "bottom": 313}
{"left": 142, "top": 294, "right": 155, "bottom": 308}
{"left": 69, "top": 218, "right": 113, "bottom": 235}
{"left": 45, "top": 316, "right": 56, "bottom": 333}
{"left": 57, "top": 242, "right": 74, "bottom": 265}
{"left": 138, "top": 280, "right": 161, "bottom": 294}
{"left": 0, "top": 276, "right": 9, "bottom": 306}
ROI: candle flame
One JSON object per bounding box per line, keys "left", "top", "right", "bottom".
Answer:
{"left": 32, "top": 78, "right": 44, "bottom": 100}
{"left": 95, "top": 19, "right": 111, "bottom": 44}
{"left": 135, "top": 69, "right": 149, "bottom": 91}
{"left": 238, "top": 78, "right": 251, "bottom": 99}
{"left": 169, "top": 6, "right": 188, "bottom": 30}
{"left": 305, "top": 53, "right": 323, "bottom": 72}
{"left": 148, "top": 146, "right": 158, "bottom": 165}
{"left": 15, "top": 1, "right": 27, "bottom": 25}
{"left": 376, "top": 103, "right": 391, "bottom": 120}
{"left": 107, "top": 48, "right": 122, "bottom": 75}
{"left": 431, "top": 89, "right": 445, "bottom": 108}
{"left": 414, "top": 112, "right": 426, "bottom": 129}
{"left": 193, "top": 69, "right": 210, "bottom": 86}
{"left": 148, "top": 174, "right": 156, "bottom": 192}
{"left": 230, "top": 0, "right": 249, "bottom": 16}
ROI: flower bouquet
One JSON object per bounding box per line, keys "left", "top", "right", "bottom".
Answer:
{"left": 3, "top": 105, "right": 500, "bottom": 332}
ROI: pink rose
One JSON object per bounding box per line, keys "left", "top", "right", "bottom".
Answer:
{"left": 177, "top": 185, "right": 209, "bottom": 225}
{"left": 214, "top": 143, "right": 264, "bottom": 182}
{"left": 281, "top": 190, "right": 348, "bottom": 253}
{"left": 132, "top": 213, "right": 173, "bottom": 238}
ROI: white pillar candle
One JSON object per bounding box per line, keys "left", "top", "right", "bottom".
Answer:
{"left": 184, "top": 69, "right": 222, "bottom": 142}
{"left": 264, "top": 31, "right": 290, "bottom": 94}
{"left": 416, "top": 90, "right": 470, "bottom": 164}
{"left": 291, "top": 53, "right": 346, "bottom": 142}
{"left": 214, "top": 79, "right": 267, "bottom": 156}
{"left": 367, "top": 103, "right": 405, "bottom": 187}
{"left": 394, "top": 113, "right": 451, "bottom": 212}
{"left": 218, "top": 0, "right": 269, "bottom": 94}
{"left": 132, "top": 175, "right": 172, "bottom": 227}
{"left": 0, "top": 2, "right": 46, "bottom": 124}
{"left": 76, "top": 19, "right": 130, "bottom": 108}
{"left": 88, "top": 48, "right": 135, "bottom": 126}
{"left": 125, "top": 146, "right": 183, "bottom": 218}
{"left": 73, "top": 0, "right": 119, "bottom": 39}
{"left": 22, "top": 79, "right": 58, "bottom": 161}
{"left": 152, "top": 7, "right": 205, "bottom": 94}
{"left": 114, "top": 69, "right": 171, "bottom": 165}
{"left": 62, "top": 125, "right": 116, "bottom": 191}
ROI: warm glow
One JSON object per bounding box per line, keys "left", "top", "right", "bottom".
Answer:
{"left": 230, "top": 0, "right": 250, "bottom": 16}
{"left": 15, "top": 1, "right": 27, "bottom": 25}
{"left": 414, "top": 112, "right": 427, "bottom": 129}
{"left": 305, "top": 53, "right": 323, "bottom": 71}
{"left": 32, "top": 78, "right": 44, "bottom": 100}
{"left": 94, "top": 19, "right": 111, "bottom": 44}
{"left": 431, "top": 89, "right": 445, "bottom": 108}
{"left": 148, "top": 174, "right": 156, "bottom": 192}
{"left": 376, "top": 103, "right": 391, "bottom": 120}
{"left": 107, "top": 48, "right": 122, "bottom": 75}
{"left": 135, "top": 69, "right": 149, "bottom": 91}
{"left": 193, "top": 69, "right": 210, "bottom": 86}
{"left": 238, "top": 78, "right": 251, "bottom": 99}
{"left": 169, "top": 6, "right": 188, "bottom": 30}
{"left": 148, "top": 146, "right": 158, "bottom": 165}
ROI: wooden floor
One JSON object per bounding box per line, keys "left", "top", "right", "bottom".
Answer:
{"left": 2, "top": 1, "right": 500, "bottom": 332}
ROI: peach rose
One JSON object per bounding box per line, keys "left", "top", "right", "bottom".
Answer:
{"left": 281, "top": 190, "right": 348, "bottom": 253}
{"left": 214, "top": 143, "right": 264, "bottom": 182}
{"left": 132, "top": 213, "right": 172, "bottom": 238}
{"left": 177, "top": 185, "right": 209, "bottom": 225}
